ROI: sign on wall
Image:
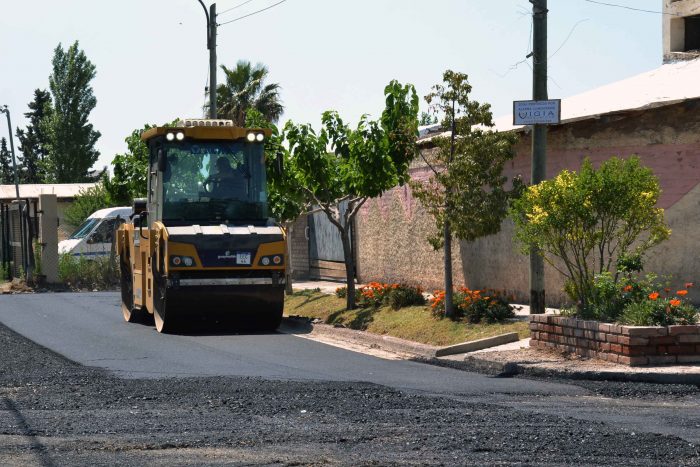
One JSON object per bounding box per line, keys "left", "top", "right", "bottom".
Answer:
{"left": 513, "top": 99, "right": 561, "bottom": 125}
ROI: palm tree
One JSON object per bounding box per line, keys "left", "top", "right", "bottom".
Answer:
{"left": 215, "top": 60, "right": 284, "bottom": 126}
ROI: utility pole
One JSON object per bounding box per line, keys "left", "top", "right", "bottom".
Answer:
{"left": 530, "top": 0, "right": 547, "bottom": 314}
{"left": 198, "top": 1, "right": 217, "bottom": 118}
{"left": 209, "top": 3, "right": 217, "bottom": 118}
{"left": 1, "top": 105, "right": 28, "bottom": 278}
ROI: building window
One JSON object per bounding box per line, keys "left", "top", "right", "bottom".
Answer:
{"left": 671, "top": 15, "right": 700, "bottom": 53}
{"left": 685, "top": 15, "right": 700, "bottom": 52}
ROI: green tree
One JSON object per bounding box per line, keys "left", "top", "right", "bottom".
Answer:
{"left": 419, "top": 111, "right": 438, "bottom": 125}
{"left": 103, "top": 125, "right": 153, "bottom": 205}
{"left": 63, "top": 184, "right": 115, "bottom": 228}
{"left": 0, "top": 138, "right": 13, "bottom": 184}
{"left": 42, "top": 41, "right": 101, "bottom": 182}
{"left": 16, "top": 89, "right": 52, "bottom": 183}
{"left": 510, "top": 156, "right": 671, "bottom": 311}
{"left": 284, "top": 80, "right": 419, "bottom": 309}
{"left": 246, "top": 109, "right": 307, "bottom": 293}
{"left": 410, "top": 71, "right": 519, "bottom": 318}
{"left": 216, "top": 60, "right": 283, "bottom": 126}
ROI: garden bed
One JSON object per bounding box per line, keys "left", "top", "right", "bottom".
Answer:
{"left": 530, "top": 315, "right": 700, "bottom": 366}
{"left": 286, "top": 290, "right": 529, "bottom": 347}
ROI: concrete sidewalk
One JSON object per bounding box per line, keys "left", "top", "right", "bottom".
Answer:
{"left": 447, "top": 338, "right": 700, "bottom": 384}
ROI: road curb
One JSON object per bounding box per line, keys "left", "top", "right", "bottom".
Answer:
{"left": 282, "top": 318, "right": 525, "bottom": 359}
{"left": 434, "top": 333, "right": 519, "bottom": 357}
{"left": 282, "top": 318, "right": 438, "bottom": 358}
{"left": 460, "top": 354, "right": 700, "bottom": 384}
{"left": 283, "top": 318, "right": 700, "bottom": 384}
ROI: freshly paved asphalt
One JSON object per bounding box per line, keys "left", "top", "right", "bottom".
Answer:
{"left": 3, "top": 292, "right": 700, "bottom": 450}
{"left": 0, "top": 292, "right": 582, "bottom": 397}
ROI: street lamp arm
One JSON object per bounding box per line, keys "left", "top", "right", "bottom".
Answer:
{"left": 197, "top": 0, "right": 211, "bottom": 48}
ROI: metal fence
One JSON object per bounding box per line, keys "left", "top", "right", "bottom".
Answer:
{"left": 0, "top": 199, "right": 37, "bottom": 280}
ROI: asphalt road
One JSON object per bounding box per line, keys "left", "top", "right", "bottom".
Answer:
{"left": 0, "top": 292, "right": 699, "bottom": 465}
{"left": 0, "top": 292, "right": 581, "bottom": 397}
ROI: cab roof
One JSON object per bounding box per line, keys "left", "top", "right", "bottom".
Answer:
{"left": 87, "top": 206, "right": 132, "bottom": 220}
{"left": 141, "top": 119, "right": 272, "bottom": 142}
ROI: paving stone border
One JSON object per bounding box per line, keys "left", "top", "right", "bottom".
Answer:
{"left": 530, "top": 315, "right": 700, "bottom": 366}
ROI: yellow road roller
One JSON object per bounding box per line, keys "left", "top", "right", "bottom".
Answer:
{"left": 116, "top": 119, "right": 286, "bottom": 333}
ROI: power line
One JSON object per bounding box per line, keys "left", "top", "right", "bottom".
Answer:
{"left": 582, "top": 0, "right": 681, "bottom": 16}
{"left": 218, "top": 0, "right": 287, "bottom": 26}
{"left": 218, "top": 0, "right": 258, "bottom": 16}
{"left": 549, "top": 18, "right": 589, "bottom": 60}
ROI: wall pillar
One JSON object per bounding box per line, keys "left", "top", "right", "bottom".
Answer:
{"left": 38, "top": 194, "right": 59, "bottom": 284}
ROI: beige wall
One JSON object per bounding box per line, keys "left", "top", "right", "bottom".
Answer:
{"left": 663, "top": 0, "right": 700, "bottom": 62}
{"left": 356, "top": 101, "right": 700, "bottom": 306}
{"left": 289, "top": 215, "right": 309, "bottom": 280}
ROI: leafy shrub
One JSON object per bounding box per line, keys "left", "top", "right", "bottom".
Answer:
{"left": 510, "top": 157, "right": 670, "bottom": 310}
{"left": 430, "top": 287, "right": 515, "bottom": 323}
{"left": 384, "top": 284, "right": 425, "bottom": 310}
{"left": 336, "top": 282, "right": 425, "bottom": 310}
{"left": 357, "top": 282, "right": 390, "bottom": 308}
{"left": 63, "top": 184, "right": 115, "bottom": 228}
{"left": 58, "top": 253, "right": 118, "bottom": 290}
{"left": 619, "top": 284, "right": 698, "bottom": 326}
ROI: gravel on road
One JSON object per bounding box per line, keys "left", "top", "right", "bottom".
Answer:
{"left": 0, "top": 321, "right": 699, "bottom": 466}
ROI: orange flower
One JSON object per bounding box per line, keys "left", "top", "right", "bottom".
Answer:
{"left": 677, "top": 290, "right": 688, "bottom": 296}
{"left": 685, "top": 282, "right": 694, "bottom": 288}
{"left": 623, "top": 285, "right": 633, "bottom": 292}
{"left": 649, "top": 292, "right": 660, "bottom": 300}
{"left": 670, "top": 299, "right": 681, "bottom": 307}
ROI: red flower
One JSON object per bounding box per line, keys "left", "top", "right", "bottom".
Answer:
{"left": 677, "top": 290, "right": 688, "bottom": 296}
{"left": 648, "top": 292, "right": 659, "bottom": 300}
{"left": 685, "top": 282, "right": 694, "bottom": 289}
{"left": 670, "top": 299, "right": 681, "bottom": 307}
{"left": 623, "top": 285, "right": 633, "bottom": 292}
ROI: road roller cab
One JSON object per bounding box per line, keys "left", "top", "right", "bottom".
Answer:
{"left": 116, "top": 119, "right": 286, "bottom": 333}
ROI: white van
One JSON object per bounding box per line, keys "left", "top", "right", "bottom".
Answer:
{"left": 59, "top": 207, "right": 133, "bottom": 258}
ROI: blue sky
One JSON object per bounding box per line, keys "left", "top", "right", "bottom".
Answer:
{"left": 0, "top": 0, "right": 663, "bottom": 171}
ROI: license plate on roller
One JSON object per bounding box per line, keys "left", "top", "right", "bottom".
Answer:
{"left": 236, "top": 252, "right": 251, "bottom": 265}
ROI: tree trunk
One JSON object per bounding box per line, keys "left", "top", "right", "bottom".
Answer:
{"left": 341, "top": 229, "right": 356, "bottom": 310}
{"left": 444, "top": 220, "right": 454, "bottom": 318}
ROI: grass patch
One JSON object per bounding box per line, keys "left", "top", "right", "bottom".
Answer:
{"left": 58, "top": 253, "right": 119, "bottom": 290}
{"left": 285, "top": 290, "right": 529, "bottom": 347}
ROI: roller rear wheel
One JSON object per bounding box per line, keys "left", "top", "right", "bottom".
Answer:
{"left": 153, "top": 270, "right": 177, "bottom": 333}
{"left": 120, "top": 261, "right": 144, "bottom": 323}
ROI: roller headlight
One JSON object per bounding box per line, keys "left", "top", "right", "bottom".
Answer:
{"left": 256, "top": 133, "right": 264, "bottom": 142}
{"left": 171, "top": 255, "right": 195, "bottom": 267}
{"left": 175, "top": 131, "right": 185, "bottom": 141}
{"left": 166, "top": 132, "right": 175, "bottom": 141}
{"left": 261, "top": 257, "right": 270, "bottom": 266}
{"left": 247, "top": 132, "right": 256, "bottom": 142}
{"left": 273, "top": 255, "right": 282, "bottom": 265}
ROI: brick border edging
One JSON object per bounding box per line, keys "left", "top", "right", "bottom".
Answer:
{"left": 530, "top": 315, "right": 700, "bottom": 366}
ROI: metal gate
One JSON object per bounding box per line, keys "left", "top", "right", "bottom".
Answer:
{"left": 0, "top": 204, "right": 10, "bottom": 279}
{"left": 308, "top": 201, "right": 352, "bottom": 281}
{"left": 0, "top": 200, "right": 36, "bottom": 280}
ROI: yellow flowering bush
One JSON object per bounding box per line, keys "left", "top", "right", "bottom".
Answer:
{"left": 510, "top": 157, "right": 670, "bottom": 312}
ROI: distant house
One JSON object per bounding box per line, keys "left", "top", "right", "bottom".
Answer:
{"left": 0, "top": 183, "right": 97, "bottom": 240}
